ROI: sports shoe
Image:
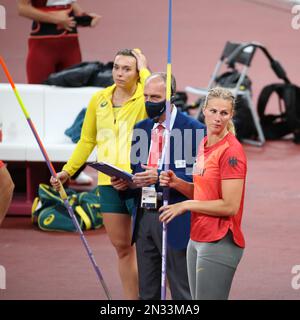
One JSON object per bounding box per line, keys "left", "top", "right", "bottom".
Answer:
{"left": 72, "top": 171, "right": 93, "bottom": 185}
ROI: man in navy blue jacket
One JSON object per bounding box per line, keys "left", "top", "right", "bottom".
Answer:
{"left": 111, "top": 72, "right": 205, "bottom": 300}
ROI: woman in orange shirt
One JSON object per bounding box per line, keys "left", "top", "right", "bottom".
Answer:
{"left": 159, "top": 87, "right": 247, "bottom": 300}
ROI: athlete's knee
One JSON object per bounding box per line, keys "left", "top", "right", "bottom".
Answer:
{"left": 112, "top": 241, "right": 134, "bottom": 259}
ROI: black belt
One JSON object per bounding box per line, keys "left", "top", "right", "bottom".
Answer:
{"left": 143, "top": 207, "right": 160, "bottom": 213}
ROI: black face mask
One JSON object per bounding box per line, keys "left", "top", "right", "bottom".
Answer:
{"left": 145, "top": 100, "right": 166, "bottom": 121}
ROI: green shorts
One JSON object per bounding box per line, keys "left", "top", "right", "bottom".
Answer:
{"left": 98, "top": 185, "right": 134, "bottom": 214}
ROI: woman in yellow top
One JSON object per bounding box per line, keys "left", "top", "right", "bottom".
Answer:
{"left": 50, "top": 48, "right": 150, "bottom": 299}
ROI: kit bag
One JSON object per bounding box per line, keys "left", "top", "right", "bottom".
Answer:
{"left": 44, "top": 61, "right": 114, "bottom": 87}
{"left": 32, "top": 184, "right": 103, "bottom": 232}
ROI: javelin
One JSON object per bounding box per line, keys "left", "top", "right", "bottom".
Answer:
{"left": 0, "top": 56, "right": 112, "bottom": 300}
{"left": 161, "top": 0, "right": 172, "bottom": 300}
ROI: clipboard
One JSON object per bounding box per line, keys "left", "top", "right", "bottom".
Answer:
{"left": 88, "top": 161, "right": 134, "bottom": 182}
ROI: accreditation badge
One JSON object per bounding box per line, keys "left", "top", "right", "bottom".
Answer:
{"left": 141, "top": 186, "right": 157, "bottom": 209}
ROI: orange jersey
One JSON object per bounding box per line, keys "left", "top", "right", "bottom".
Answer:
{"left": 192, "top": 133, "right": 247, "bottom": 248}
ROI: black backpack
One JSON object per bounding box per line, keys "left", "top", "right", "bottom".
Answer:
{"left": 215, "top": 69, "right": 252, "bottom": 92}
{"left": 257, "top": 83, "right": 300, "bottom": 143}
{"left": 172, "top": 91, "right": 188, "bottom": 112}
{"left": 44, "top": 61, "right": 114, "bottom": 87}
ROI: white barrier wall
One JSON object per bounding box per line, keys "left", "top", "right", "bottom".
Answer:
{"left": 0, "top": 84, "right": 100, "bottom": 161}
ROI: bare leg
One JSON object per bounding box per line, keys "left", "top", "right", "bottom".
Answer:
{"left": 0, "top": 166, "right": 14, "bottom": 226}
{"left": 102, "top": 213, "right": 138, "bottom": 300}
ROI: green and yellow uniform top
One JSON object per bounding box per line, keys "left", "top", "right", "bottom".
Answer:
{"left": 63, "top": 68, "right": 151, "bottom": 185}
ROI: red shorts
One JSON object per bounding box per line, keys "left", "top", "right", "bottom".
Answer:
{"left": 26, "top": 35, "right": 82, "bottom": 84}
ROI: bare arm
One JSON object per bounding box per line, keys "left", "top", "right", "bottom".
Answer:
{"left": 159, "top": 179, "right": 244, "bottom": 223}
{"left": 0, "top": 166, "right": 14, "bottom": 226}
{"left": 17, "top": 0, "right": 76, "bottom": 30}
{"left": 159, "top": 170, "right": 194, "bottom": 199}
{"left": 71, "top": 2, "right": 85, "bottom": 16}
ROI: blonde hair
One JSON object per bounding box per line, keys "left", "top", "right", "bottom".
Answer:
{"left": 202, "top": 87, "right": 236, "bottom": 135}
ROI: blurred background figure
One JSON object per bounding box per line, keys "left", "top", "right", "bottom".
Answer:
{"left": 17, "top": 0, "right": 101, "bottom": 84}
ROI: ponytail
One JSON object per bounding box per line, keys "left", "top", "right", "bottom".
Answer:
{"left": 227, "top": 119, "right": 236, "bottom": 135}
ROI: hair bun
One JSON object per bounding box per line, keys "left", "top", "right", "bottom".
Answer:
{"left": 133, "top": 48, "right": 142, "bottom": 54}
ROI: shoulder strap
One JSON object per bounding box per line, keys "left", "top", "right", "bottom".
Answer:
{"left": 257, "top": 83, "right": 284, "bottom": 119}
{"left": 77, "top": 191, "right": 103, "bottom": 229}
{"left": 282, "top": 84, "right": 300, "bottom": 129}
